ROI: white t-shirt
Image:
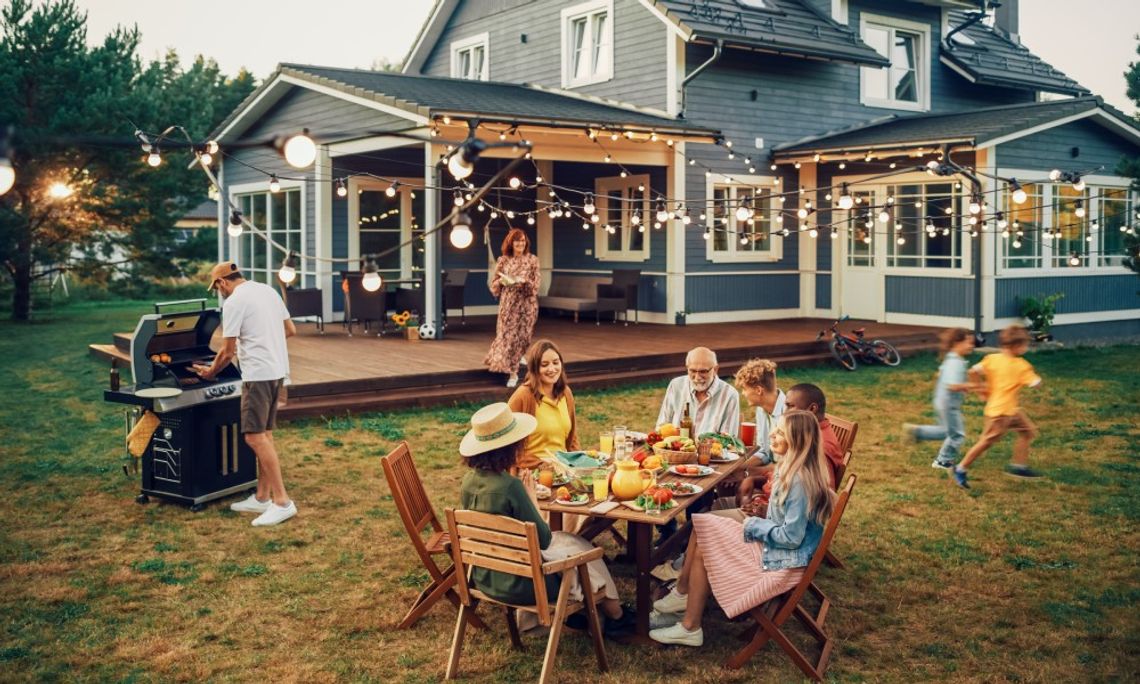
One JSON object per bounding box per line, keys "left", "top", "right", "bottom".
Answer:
{"left": 221, "top": 280, "right": 291, "bottom": 381}
{"left": 752, "top": 389, "right": 787, "bottom": 457}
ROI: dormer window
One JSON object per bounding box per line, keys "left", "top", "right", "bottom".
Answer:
{"left": 561, "top": 0, "right": 613, "bottom": 88}
{"left": 860, "top": 14, "right": 930, "bottom": 111}
{"left": 451, "top": 34, "right": 489, "bottom": 81}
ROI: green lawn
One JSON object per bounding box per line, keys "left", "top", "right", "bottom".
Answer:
{"left": 1, "top": 300, "right": 1138, "bottom": 682}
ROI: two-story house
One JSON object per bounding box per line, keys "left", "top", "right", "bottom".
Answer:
{"left": 210, "top": 0, "right": 1139, "bottom": 341}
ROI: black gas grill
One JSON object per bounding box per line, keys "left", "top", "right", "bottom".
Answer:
{"left": 104, "top": 300, "right": 256, "bottom": 510}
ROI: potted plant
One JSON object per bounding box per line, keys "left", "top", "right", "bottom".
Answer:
{"left": 390, "top": 310, "right": 420, "bottom": 340}
{"left": 674, "top": 310, "right": 690, "bottom": 326}
{"left": 1016, "top": 292, "right": 1064, "bottom": 342}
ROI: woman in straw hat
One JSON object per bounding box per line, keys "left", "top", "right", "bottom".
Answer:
{"left": 459, "top": 402, "right": 634, "bottom": 636}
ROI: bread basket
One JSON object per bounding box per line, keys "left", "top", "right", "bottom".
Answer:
{"left": 652, "top": 445, "right": 699, "bottom": 465}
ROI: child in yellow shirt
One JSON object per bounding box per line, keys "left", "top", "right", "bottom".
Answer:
{"left": 951, "top": 325, "right": 1042, "bottom": 489}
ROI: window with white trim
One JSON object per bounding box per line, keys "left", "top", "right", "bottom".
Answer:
{"left": 236, "top": 189, "right": 312, "bottom": 287}
{"left": 860, "top": 14, "right": 929, "bottom": 111}
{"left": 451, "top": 34, "right": 489, "bottom": 81}
{"left": 595, "top": 174, "right": 650, "bottom": 261}
{"left": 885, "top": 182, "right": 962, "bottom": 268}
{"left": 843, "top": 189, "right": 877, "bottom": 267}
{"left": 561, "top": 0, "right": 613, "bottom": 88}
{"left": 1000, "top": 183, "right": 1134, "bottom": 270}
{"left": 706, "top": 182, "right": 781, "bottom": 262}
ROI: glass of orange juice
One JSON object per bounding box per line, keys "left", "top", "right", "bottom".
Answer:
{"left": 593, "top": 468, "right": 610, "bottom": 501}
{"left": 599, "top": 431, "right": 614, "bottom": 455}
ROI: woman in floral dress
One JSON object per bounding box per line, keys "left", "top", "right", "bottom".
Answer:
{"left": 485, "top": 228, "right": 540, "bottom": 387}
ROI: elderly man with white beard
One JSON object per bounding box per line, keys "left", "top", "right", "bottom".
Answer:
{"left": 656, "top": 347, "right": 741, "bottom": 438}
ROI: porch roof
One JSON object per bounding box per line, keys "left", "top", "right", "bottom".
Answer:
{"left": 649, "top": 0, "right": 890, "bottom": 67}
{"left": 941, "top": 11, "right": 1088, "bottom": 97}
{"left": 771, "top": 96, "right": 1140, "bottom": 160}
{"left": 212, "top": 64, "right": 721, "bottom": 144}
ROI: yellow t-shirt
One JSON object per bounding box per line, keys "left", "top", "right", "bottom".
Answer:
{"left": 520, "top": 394, "right": 571, "bottom": 468}
{"left": 979, "top": 352, "right": 1041, "bottom": 417}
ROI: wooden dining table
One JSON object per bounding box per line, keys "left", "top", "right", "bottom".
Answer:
{"left": 539, "top": 456, "right": 747, "bottom": 640}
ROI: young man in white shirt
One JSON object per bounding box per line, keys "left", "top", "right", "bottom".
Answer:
{"left": 193, "top": 261, "right": 298, "bottom": 526}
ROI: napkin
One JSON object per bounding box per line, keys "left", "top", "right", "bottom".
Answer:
{"left": 589, "top": 500, "right": 619, "bottom": 514}
{"left": 554, "top": 451, "right": 603, "bottom": 469}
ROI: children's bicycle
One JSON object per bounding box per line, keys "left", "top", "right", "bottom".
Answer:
{"left": 816, "top": 316, "right": 901, "bottom": 371}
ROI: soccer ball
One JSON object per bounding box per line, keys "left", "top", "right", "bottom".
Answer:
{"left": 418, "top": 323, "right": 437, "bottom": 340}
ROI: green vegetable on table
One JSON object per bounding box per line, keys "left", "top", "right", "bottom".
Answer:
{"left": 698, "top": 432, "right": 744, "bottom": 451}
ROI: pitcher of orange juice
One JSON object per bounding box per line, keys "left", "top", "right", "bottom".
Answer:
{"left": 611, "top": 461, "right": 655, "bottom": 500}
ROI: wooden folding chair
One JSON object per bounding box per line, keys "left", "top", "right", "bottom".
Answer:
{"left": 445, "top": 509, "right": 609, "bottom": 684}
{"left": 725, "top": 474, "right": 857, "bottom": 680}
{"left": 826, "top": 414, "right": 859, "bottom": 455}
{"left": 381, "top": 442, "right": 486, "bottom": 630}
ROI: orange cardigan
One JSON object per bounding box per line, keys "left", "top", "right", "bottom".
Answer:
{"left": 508, "top": 385, "right": 580, "bottom": 469}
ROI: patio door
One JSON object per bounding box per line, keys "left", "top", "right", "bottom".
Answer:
{"left": 350, "top": 179, "right": 424, "bottom": 280}
{"left": 838, "top": 189, "right": 885, "bottom": 321}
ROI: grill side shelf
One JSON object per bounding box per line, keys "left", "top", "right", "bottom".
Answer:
{"left": 103, "top": 387, "right": 155, "bottom": 409}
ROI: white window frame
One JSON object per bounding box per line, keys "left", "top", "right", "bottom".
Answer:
{"left": 833, "top": 172, "right": 972, "bottom": 277}
{"left": 450, "top": 33, "right": 489, "bottom": 81}
{"left": 704, "top": 174, "right": 784, "bottom": 263}
{"left": 348, "top": 176, "right": 425, "bottom": 280}
{"left": 860, "top": 13, "right": 931, "bottom": 112}
{"left": 996, "top": 169, "right": 1136, "bottom": 276}
{"left": 594, "top": 174, "right": 650, "bottom": 262}
{"left": 561, "top": 0, "right": 614, "bottom": 89}
{"left": 228, "top": 180, "right": 310, "bottom": 288}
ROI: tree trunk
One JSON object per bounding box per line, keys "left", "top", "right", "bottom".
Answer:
{"left": 10, "top": 241, "right": 32, "bottom": 322}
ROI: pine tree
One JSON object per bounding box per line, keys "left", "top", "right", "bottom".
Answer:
{"left": 1119, "top": 36, "right": 1140, "bottom": 281}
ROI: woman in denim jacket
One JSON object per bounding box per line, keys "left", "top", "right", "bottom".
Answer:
{"left": 650, "top": 410, "right": 837, "bottom": 646}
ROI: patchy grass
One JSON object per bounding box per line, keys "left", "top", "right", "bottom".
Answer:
{"left": 0, "top": 300, "right": 1138, "bottom": 681}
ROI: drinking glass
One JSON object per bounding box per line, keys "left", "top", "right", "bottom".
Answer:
{"left": 697, "top": 438, "right": 713, "bottom": 466}
{"left": 593, "top": 468, "right": 610, "bottom": 501}
{"left": 599, "top": 431, "right": 614, "bottom": 455}
{"left": 612, "top": 425, "right": 627, "bottom": 459}
{"left": 740, "top": 422, "right": 757, "bottom": 446}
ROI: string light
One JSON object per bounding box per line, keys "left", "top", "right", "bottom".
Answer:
{"left": 361, "top": 260, "right": 383, "bottom": 292}
{"left": 268, "top": 174, "right": 281, "bottom": 193}
{"left": 1074, "top": 199, "right": 1086, "bottom": 218}
{"left": 837, "top": 183, "right": 853, "bottom": 211}
{"left": 453, "top": 189, "right": 464, "bottom": 207}
{"left": 279, "top": 130, "right": 317, "bottom": 169}
{"left": 278, "top": 251, "right": 298, "bottom": 284}
{"left": 450, "top": 213, "right": 474, "bottom": 248}
{"left": 335, "top": 178, "right": 347, "bottom": 198}
{"left": 655, "top": 201, "right": 669, "bottom": 223}
{"left": 146, "top": 149, "right": 162, "bottom": 167}
{"left": 509, "top": 176, "right": 522, "bottom": 189}
{"left": 385, "top": 181, "right": 399, "bottom": 198}
{"left": 227, "top": 209, "right": 244, "bottom": 238}
{"left": 1010, "top": 179, "right": 1027, "bottom": 205}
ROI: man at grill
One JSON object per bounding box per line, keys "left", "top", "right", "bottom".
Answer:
{"left": 193, "top": 261, "right": 299, "bottom": 527}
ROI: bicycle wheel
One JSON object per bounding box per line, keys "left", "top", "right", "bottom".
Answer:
{"left": 829, "top": 338, "right": 858, "bottom": 371}
{"left": 871, "top": 340, "right": 901, "bottom": 366}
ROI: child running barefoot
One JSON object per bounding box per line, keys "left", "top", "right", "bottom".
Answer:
{"left": 951, "top": 325, "right": 1043, "bottom": 489}
{"left": 904, "top": 328, "right": 977, "bottom": 470}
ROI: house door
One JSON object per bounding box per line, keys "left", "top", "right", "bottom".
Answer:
{"left": 350, "top": 179, "right": 424, "bottom": 280}
{"left": 838, "top": 189, "right": 885, "bottom": 321}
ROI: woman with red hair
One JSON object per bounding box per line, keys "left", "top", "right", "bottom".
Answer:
{"left": 485, "top": 228, "right": 540, "bottom": 387}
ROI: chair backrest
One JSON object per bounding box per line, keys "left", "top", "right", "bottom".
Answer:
{"left": 610, "top": 269, "right": 641, "bottom": 307}
{"left": 445, "top": 508, "right": 551, "bottom": 619}
{"left": 825, "top": 414, "right": 859, "bottom": 454}
{"left": 444, "top": 269, "right": 469, "bottom": 287}
{"left": 546, "top": 275, "right": 608, "bottom": 299}
{"left": 381, "top": 442, "right": 443, "bottom": 558}
{"left": 771, "top": 474, "right": 857, "bottom": 624}
{"left": 341, "top": 271, "right": 388, "bottom": 321}
{"left": 835, "top": 450, "right": 853, "bottom": 487}
{"left": 284, "top": 288, "right": 322, "bottom": 318}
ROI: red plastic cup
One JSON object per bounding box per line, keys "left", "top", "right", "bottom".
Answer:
{"left": 740, "top": 422, "right": 756, "bottom": 446}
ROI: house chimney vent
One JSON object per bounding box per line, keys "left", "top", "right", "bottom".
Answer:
{"left": 994, "top": 0, "right": 1019, "bottom": 44}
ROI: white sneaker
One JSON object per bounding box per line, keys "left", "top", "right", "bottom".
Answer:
{"left": 649, "top": 610, "right": 681, "bottom": 630}
{"left": 252, "top": 501, "right": 297, "bottom": 527}
{"left": 649, "top": 622, "right": 703, "bottom": 647}
{"left": 506, "top": 374, "right": 519, "bottom": 388}
{"left": 652, "top": 587, "right": 688, "bottom": 614}
{"left": 230, "top": 494, "right": 271, "bottom": 514}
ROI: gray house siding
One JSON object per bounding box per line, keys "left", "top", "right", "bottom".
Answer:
{"left": 816, "top": 274, "right": 831, "bottom": 310}
{"left": 995, "top": 118, "right": 1140, "bottom": 171}
{"left": 241, "top": 88, "right": 410, "bottom": 142}
{"left": 686, "top": 273, "right": 799, "bottom": 313}
{"left": 994, "top": 275, "right": 1138, "bottom": 318}
{"left": 419, "top": 0, "right": 668, "bottom": 111}
{"left": 886, "top": 276, "right": 974, "bottom": 317}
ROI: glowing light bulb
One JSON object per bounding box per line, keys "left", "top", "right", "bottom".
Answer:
{"left": 509, "top": 176, "right": 522, "bottom": 190}
{"left": 147, "top": 151, "right": 162, "bottom": 167}
{"left": 361, "top": 264, "right": 382, "bottom": 292}
{"left": 385, "top": 182, "right": 398, "bottom": 198}
{"left": 878, "top": 210, "right": 890, "bottom": 224}
{"left": 281, "top": 132, "right": 317, "bottom": 168}
{"left": 450, "top": 221, "right": 474, "bottom": 249}
{"left": 0, "top": 158, "right": 13, "bottom": 196}
{"left": 269, "top": 175, "right": 281, "bottom": 193}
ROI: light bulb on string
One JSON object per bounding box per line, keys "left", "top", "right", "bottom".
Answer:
{"left": 583, "top": 193, "right": 596, "bottom": 215}
{"left": 526, "top": 216, "right": 536, "bottom": 226}
{"left": 735, "top": 199, "right": 753, "bottom": 222}
{"left": 361, "top": 261, "right": 383, "bottom": 292}
{"left": 279, "top": 130, "right": 317, "bottom": 169}
{"left": 278, "top": 251, "right": 298, "bottom": 284}
{"left": 509, "top": 176, "right": 522, "bottom": 190}
{"left": 1010, "top": 179, "right": 1027, "bottom": 205}
{"left": 1072, "top": 176, "right": 1085, "bottom": 192}
{"left": 198, "top": 150, "right": 213, "bottom": 167}
{"left": 896, "top": 236, "right": 906, "bottom": 245}
{"left": 227, "top": 209, "right": 244, "bottom": 238}
{"left": 808, "top": 228, "right": 818, "bottom": 238}
{"left": 0, "top": 158, "right": 13, "bottom": 196}
{"left": 837, "top": 183, "right": 853, "bottom": 211}
{"left": 205, "top": 140, "right": 219, "bottom": 156}
{"left": 996, "top": 212, "right": 1008, "bottom": 229}
{"left": 147, "top": 149, "right": 162, "bottom": 167}
{"left": 336, "top": 178, "right": 347, "bottom": 198}
{"left": 877, "top": 209, "right": 890, "bottom": 224}
{"left": 630, "top": 209, "right": 641, "bottom": 226}
{"left": 450, "top": 213, "right": 474, "bottom": 249}
{"left": 447, "top": 138, "right": 486, "bottom": 180}
{"left": 1068, "top": 252, "right": 1080, "bottom": 267}
{"left": 269, "top": 175, "right": 281, "bottom": 193}
{"left": 453, "top": 189, "right": 464, "bottom": 207}
{"left": 830, "top": 229, "right": 838, "bottom": 240}
{"left": 1074, "top": 199, "right": 1086, "bottom": 218}
{"left": 385, "top": 181, "right": 399, "bottom": 198}
{"left": 655, "top": 201, "right": 669, "bottom": 223}
{"left": 1049, "top": 169, "right": 1063, "bottom": 182}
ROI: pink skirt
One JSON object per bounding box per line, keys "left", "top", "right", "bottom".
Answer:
{"left": 691, "top": 513, "right": 803, "bottom": 618}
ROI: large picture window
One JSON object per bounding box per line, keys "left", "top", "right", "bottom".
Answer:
{"left": 561, "top": 0, "right": 612, "bottom": 88}
{"left": 595, "top": 174, "right": 650, "bottom": 262}
{"left": 886, "top": 183, "right": 962, "bottom": 268}
{"left": 235, "top": 188, "right": 311, "bottom": 287}
{"left": 706, "top": 181, "right": 782, "bottom": 262}
{"left": 860, "top": 14, "right": 929, "bottom": 111}
{"left": 1001, "top": 181, "right": 1133, "bottom": 270}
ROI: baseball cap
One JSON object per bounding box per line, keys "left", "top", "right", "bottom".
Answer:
{"left": 207, "top": 261, "right": 241, "bottom": 292}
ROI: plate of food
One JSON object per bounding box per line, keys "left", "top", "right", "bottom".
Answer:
{"left": 622, "top": 489, "right": 677, "bottom": 512}
{"left": 658, "top": 481, "right": 703, "bottom": 497}
{"left": 550, "top": 475, "right": 571, "bottom": 488}
{"left": 709, "top": 450, "right": 740, "bottom": 464}
{"left": 554, "top": 491, "right": 590, "bottom": 506}
{"left": 626, "top": 431, "right": 648, "bottom": 443}
{"left": 669, "top": 464, "right": 715, "bottom": 477}
{"left": 535, "top": 484, "right": 551, "bottom": 500}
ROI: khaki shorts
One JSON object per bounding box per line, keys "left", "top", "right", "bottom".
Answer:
{"left": 241, "top": 379, "right": 282, "bottom": 433}
{"left": 977, "top": 409, "right": 1038, "bottom": 445}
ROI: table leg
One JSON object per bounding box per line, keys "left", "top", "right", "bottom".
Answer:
{"left": 630, "top": 521, "right": 652, "bottom": 640}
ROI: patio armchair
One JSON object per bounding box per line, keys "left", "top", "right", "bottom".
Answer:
{"left": 443, "top": 269, "right": 468, "bottom": 325}
{"left": 341, "top": 271, "right": 388, "bottom": 336}
{"left": 822, "top": 414, "right": 858, "bottom": 570}
{"left": 597, "top": 269, "right": 640, "bottom": 325}
{"left": 280, "top": 286, "right": 324, "bottom": 333}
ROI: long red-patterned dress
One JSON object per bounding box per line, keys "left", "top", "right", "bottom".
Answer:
{"left": 484, "top": 253, "right": 541, "bottom": 374}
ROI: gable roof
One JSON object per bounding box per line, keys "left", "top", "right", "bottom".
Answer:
{"left": 212, "top": 64, "right": 719, "bottom": 144}
{"left": 647, "top": 0, "right": 890, "bottom": 66}
{"left": 772, "top": 96, "right": 1140, "bottom": 158}
{"left": 941, "top": 11, "right": 1088, "bottom": 96}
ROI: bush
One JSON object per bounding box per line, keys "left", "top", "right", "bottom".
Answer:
{"left": 1017, "top": 292, "right": 1065, "bottom": 335}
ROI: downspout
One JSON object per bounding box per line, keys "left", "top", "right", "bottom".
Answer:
{"left": 940, "top": 145, "right": 986, "bottom": 344}
{"left": 680, "top": 39, "right": 723, "bottom": 119}
{"left": 943, "top": 5, "right": 987, "bottom": 50}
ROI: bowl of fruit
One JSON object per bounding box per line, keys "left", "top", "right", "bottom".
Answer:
{"left": 652, "top": 435, "right": 700, "bottom": 464}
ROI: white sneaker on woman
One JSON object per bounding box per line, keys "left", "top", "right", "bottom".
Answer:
{"left": 506, "top": 374, "right": 519, "bottom": 388}
{"left": 649, "top": 622, "right": 703, "bottom": 646}
{"left": 652, "top": 587, "right": 688, "bottom": 614}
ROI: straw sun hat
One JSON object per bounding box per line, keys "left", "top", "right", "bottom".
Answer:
{"left": 459, "top": 402, "right": 537, "bottom": 457}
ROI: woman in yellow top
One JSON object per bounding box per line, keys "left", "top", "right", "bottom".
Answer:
{"left": 508, "top": 339, "right": 579, "bottom": 470}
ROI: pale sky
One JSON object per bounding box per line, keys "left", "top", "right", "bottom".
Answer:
{"left": 75, "top": 0, "right": 1138, "bottom": 113}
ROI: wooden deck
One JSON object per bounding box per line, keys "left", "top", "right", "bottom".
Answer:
{"left": 90, "top": 316, "right": 942, "bottom": 419}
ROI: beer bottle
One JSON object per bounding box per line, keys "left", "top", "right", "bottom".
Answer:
{"left": 680, "top": 402, "right": 692, "bottom": 440}
{"left": 110, "top": 359, "right": 121, "bottom": 391}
